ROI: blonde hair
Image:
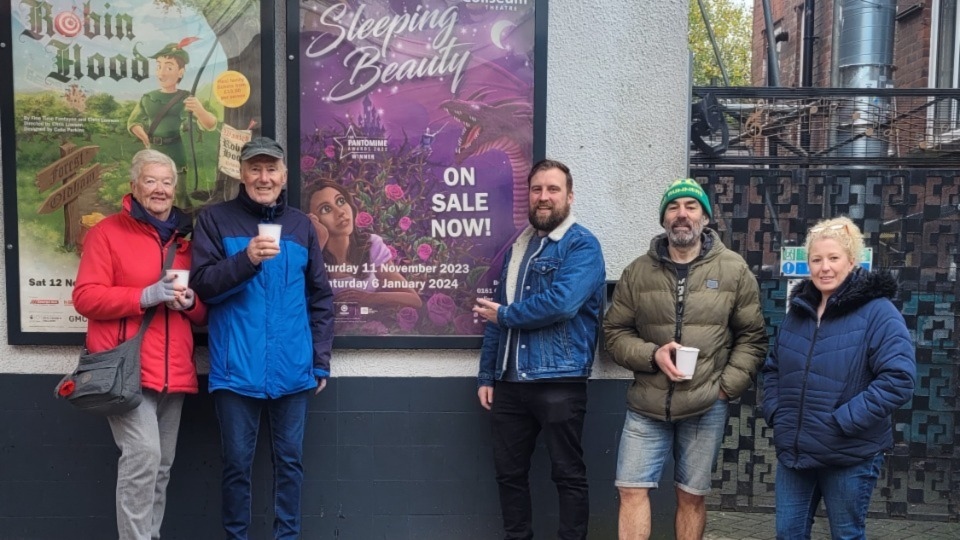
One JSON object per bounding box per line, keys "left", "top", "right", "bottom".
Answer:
{"left": 804, "top": 216, "right": 863, "bottom": 265}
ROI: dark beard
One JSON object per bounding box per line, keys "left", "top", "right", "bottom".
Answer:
{"left": 529, "top": 204, "right": 569, "bottom": 232}
{"left": 667, "top": 220, "right": 703, "bottom": 248}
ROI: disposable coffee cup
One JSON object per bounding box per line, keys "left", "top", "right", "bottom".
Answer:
{"left": 676, "top": 346, "right": 700, "bottom": 380}
{"left": 258, "top": 223, "right": 282, "bottom": 245}
{"left": 165, "top": 269, "right": 189, "bottom": 289}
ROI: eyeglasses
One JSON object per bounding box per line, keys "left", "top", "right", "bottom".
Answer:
{"left": 140, "top": 176, "right": 175, "bottom": 189}
{"left": 810, "top": 223, "right": 851, "bottom": 235}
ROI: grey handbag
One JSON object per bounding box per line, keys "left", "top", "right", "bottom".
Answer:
{"left": 55, "top": 243, "right": 178, "bottom": 416}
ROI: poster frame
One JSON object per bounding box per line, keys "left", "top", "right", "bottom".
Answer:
{"left": 1, "top": 0, "right": 278, "bottom": 345}
{"left": 287, "top": 0, "right": 548, "bottom": 349}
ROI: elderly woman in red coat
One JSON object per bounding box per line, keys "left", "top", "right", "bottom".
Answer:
{"left": 72, "top": 149, "right": 206, "bottom": 540}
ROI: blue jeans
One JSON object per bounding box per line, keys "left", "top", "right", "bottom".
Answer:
{"left": 615, "top": 399, "right": 729, "bottom": 495}
{"left": 214, "top": 389, "right": 310, "bottom": 540}
{"left": 775, "top": 453, "right": 884, "bottom": 540}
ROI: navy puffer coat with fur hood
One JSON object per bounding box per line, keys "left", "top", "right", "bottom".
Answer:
{"left": 761, "top": 268, "right": 916, "bottom": 469}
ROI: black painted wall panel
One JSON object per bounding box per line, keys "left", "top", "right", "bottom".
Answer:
{"left": 0, "top": 375, "right": 682, "bottom": 539}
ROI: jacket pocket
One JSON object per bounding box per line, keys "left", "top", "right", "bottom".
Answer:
{"left": 535, "top": 320, "right": 573, "bottom": 369}
{"left": 530, "top": 257, "right": 561, "bottom": 291}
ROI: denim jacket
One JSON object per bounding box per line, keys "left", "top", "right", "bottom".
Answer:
{"left": 478, "top": 215, "right": 606, "bottom": 386}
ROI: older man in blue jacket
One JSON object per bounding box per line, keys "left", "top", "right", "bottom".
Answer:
{"left": 474, "top": 159, "right": 606, "bottom": 540}
{"left": 191, "top": 137, "right": 334, "bottom": 540}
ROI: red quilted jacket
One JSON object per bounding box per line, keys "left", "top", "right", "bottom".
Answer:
{"left": 72, "top": 195, "right": 207, "bottom": 394}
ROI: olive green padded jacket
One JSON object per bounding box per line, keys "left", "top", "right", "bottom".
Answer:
{"left": 604, "top": 229, "right": 767, "bottom": 421}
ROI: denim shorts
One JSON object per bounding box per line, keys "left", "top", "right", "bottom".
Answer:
{"left": 615, "top": 398, "right": 729, "bottom": 495}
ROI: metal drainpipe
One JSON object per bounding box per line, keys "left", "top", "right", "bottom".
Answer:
{"left": 802, "top": 0, "right": 816, "bottom": 87}
{"left": 761, "top": 0, "right": 781, "bottom": 86}
{"left": 801, "top": 0, "right": 816, "bottom": 157}
{"left": 696, "top": 0, "right": 731, "bottom": 86}
{"left": 761, "top": 0, "right": 781, "bottom": 167}
{"left": 833, "top": 0, "right": 896, "bottom": 162}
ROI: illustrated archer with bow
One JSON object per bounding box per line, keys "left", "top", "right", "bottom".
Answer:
{"left": 128, "top": 37, "right": 218, "bottom": 213}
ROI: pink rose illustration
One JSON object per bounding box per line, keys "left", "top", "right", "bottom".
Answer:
{"left": 417, "top": 243, "right": 433, "bottom": 261}
{"left": 426, "top": 293, "right": 455, "bottom": 326}
{"left": 386, "top": 245, "right": 398, "bottom": 261}
{"left": 398, "top": 216, "right": 412, "bottom": 231}
{"left": 360, "top": 321, "right": 389, "bottom": 335}
{"left": 397, "top": 307, "right": 420, "bottom": 332}
{"left": 324, "top": 145, "right": 336, "bottom": 158}
{"left": 454, "top": 313, "right": 482, "bottom": 335}
{"left": 300, "top": 155, "right": 317, "bottom": 170}
{"left": 385, "top": 184, "right": 404, "bottom": 201}
{"left": 355, "top": 212, "right": 374, "bottom": 228}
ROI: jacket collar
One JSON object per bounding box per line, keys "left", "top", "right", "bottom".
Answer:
{"left": 790, "top": 267, "right": 899, "bottom": 318}
{"left": 504, "top": 214, "right": 578, "bottom": 304}
{"left": 237, "top": 186, "right": 287, "bottom": 221}
{"left": 122, "top": 193, "right": 193, "bottom": 239}
{"left": 649, "top": 227, "right": 722, "bottom": 266}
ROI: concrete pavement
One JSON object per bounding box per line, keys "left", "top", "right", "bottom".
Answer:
{"left": 703, "top": 510, "right": 960, "bottom": 539}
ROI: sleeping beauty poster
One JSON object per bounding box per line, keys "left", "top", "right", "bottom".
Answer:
{"left": 296, "top": 0, "right": 544, "bottom": 342}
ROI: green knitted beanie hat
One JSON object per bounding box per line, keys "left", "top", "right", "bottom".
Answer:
{"left": 659, "top": 178, "right": 712, "bottom": 223}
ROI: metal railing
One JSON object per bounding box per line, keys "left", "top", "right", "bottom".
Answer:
{"left": 691, "top": 87, "right": 960, "bottom": 167}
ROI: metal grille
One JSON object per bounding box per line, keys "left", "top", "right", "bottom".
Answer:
{"left": 693, "top": 168, "right": 960, "bottom": 520}
{"left": 691, "top": 87, "right": 960, "bottom": 167}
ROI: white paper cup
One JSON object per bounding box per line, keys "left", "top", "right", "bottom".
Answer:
{"left": 164, "top": 269, "right": 189, "bottom": 288}
{"left": 258, "top": 223, "right": 282, "bottom": 245}
{"left": 676, "top": 346, "right": 700, "bottom": 380}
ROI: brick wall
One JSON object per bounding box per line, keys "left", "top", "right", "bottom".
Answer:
{"left": 894, "top": 3, "right": 931, "bottom": 88}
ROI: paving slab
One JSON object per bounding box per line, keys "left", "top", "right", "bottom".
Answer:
{"left": 704, "top": 511, "right": 960, "bottom": 540}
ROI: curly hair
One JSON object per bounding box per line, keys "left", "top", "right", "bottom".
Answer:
{"left": 804, "top": 216, "right": 864, "bottom": 265}
{"left": 130, "top": 149, "right": 178, "bottom": 186}
{"left": 303, "top": 181, "right": 372, "bottom": 277}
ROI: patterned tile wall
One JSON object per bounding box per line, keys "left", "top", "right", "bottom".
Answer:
{"left": 694, "top": 169, "right": 960, "bottom": 521}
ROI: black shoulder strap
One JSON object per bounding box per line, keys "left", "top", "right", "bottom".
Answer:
{"left": 146, "top": 90, "right": 190, "bottom": 138}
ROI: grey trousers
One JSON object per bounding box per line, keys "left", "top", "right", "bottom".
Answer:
{"left": 107, "top": 389, "right": 185, "bottom": 540}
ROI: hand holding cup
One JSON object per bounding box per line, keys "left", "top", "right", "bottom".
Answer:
{"left": 163, "top": 269, "right": 194, "bottom": 310}
{"left": 675, "top": 346, "right": 700, "bottom": 380}
{"left": 248, "top": 223, "right": 283, "bottom": 265}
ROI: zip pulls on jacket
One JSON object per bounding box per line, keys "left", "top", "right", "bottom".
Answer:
{"left": 158, "top": 239, "right": 179, "bottom": 394}
{"left": 788, "top": 291, "right": 834, "bottom": 456}
{"left": 664, "top": 262, "right": 690, "bottom": 421}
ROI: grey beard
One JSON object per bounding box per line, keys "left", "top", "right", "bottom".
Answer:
{"left": 667, "top": 223, "right": 702, "bottom": 248}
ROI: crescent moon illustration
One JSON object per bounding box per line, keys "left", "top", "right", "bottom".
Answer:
{"left": 491, "top": 20, "right": 516, "bottom": 50}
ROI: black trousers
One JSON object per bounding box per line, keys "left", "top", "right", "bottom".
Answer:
{"left": 491, "top": 381, "right": 589, "bottom": 540}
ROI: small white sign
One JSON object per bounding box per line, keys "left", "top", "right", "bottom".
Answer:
{"left": 780, "top": 247, "right": 873, "bottom": 277}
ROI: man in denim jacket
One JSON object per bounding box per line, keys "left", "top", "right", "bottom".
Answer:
{"left": 474, "top": 159, "right": 606, "bottom": 540}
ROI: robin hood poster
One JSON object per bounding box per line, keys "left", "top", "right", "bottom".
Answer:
{"left": 1, "top": 0, "right": 273, "bottom": 344}
{"left": 294, "top": 0, "right": 546, "bottom": 346}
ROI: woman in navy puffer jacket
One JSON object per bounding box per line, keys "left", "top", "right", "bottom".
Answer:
{"left": 761, "top": 216, "right": 915, "bottom": 540}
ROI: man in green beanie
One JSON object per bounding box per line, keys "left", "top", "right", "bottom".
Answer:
{"left": 128, "top": 38, "right": 218, "bottom": 213}
{"left": 604, "top": 178, "right": 767, "bottom": 539}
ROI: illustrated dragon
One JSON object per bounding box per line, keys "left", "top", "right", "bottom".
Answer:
{"left": 441, "top": 89, "right": 534, "bottom": 228}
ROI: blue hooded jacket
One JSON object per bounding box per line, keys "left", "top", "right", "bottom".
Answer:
{"left": 761, "top": 268, "right": 915, "bottom": 469}
{"left": 191, "top": 188, "right": 334, "bottom": 399}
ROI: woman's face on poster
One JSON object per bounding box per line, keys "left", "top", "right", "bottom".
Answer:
{"left": 311, "top": 187, "right": 355, "bottom": 238}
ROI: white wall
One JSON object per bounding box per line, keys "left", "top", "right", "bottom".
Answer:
{"left": 0, "top": 1, "right": 689, "bottom": 377}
